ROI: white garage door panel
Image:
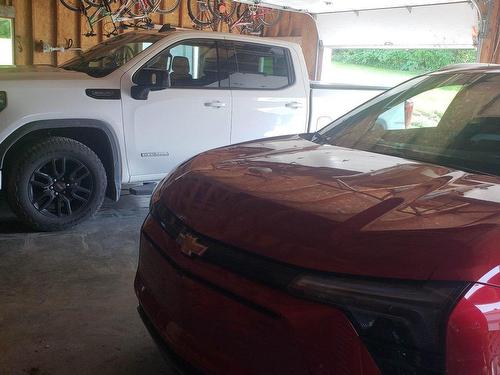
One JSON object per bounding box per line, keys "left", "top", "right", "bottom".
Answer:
{"left": 244, "top": 0, "right": 471, "bottom": 14}
{"left": 317, "top": 2, "right": 477, "bottom": 49}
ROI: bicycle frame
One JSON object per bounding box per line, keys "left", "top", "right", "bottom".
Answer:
{"left": 112, "top": 0, "right": 163, "bottom": 22}
{"left": 82, "top": 1, "right": 114, "bottom": 36}
{"left": 82, "top": 0, "right": 162, "bottom": 36}
{"left": 231, "top": 5, "right": 272, "bottom": 33}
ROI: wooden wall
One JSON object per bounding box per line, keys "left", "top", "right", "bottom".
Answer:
{"left": 2, "top": 0, "right": 224, "bottom": 66}
{"left": 0, "top": 0, "right": 319, "bottom": 78}
{"left": 479, "top": 0, "right": 500, "bottom": 64}
{"left": 6, "top": 0, "right": 495, "bottom": 72}
{"left": 264, "top": 11, "right": 319, "bottom": 79}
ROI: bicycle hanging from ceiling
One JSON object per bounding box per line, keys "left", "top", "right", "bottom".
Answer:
{"left": 60, "top": 0, "right": 282, "bottom": 37}
{"left": 60, "top": 0, "right": 181, "bottom": 37}
{"left": 187, "top": 0, "right": 282, "bottom": 35}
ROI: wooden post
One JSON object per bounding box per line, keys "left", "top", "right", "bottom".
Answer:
{"left": 479, "top": 0, "right": 500, "bottom": 63}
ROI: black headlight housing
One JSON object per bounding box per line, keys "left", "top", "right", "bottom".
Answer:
{"left": 0, "top": 91, "right": 7, "bottom": 112}
{"left": 289, "top": 274, "right": 470, "bottom": 374}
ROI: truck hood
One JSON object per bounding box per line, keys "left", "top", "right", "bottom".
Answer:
{"left": 0, "top": 65, "right": 91, "bottom": 81}
{"left": 161, "top": 135, "right": 500, "bottom": 285}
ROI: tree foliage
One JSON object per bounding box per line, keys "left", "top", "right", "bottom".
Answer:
{"left": 0, "top": 19, "right": 12, "bottom": 39}
{"left": 333, "top": 49, "right": 477, "bottom": 73}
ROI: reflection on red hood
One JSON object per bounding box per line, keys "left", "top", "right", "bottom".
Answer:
{"left": 161, "top": 135, "right": 500, "bottom": 285}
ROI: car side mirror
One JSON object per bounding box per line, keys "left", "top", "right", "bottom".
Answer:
{"left": 131, "top": 69, "right": 169, "bottom": 100}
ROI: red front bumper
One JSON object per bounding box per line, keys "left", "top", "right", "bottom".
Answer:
{"left": 135, "top": 215, "right": 380, "bottom": 375}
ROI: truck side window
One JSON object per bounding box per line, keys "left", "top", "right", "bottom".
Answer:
{"left": 221, "top": 42, "right": 293, "bottom": 90}
{"left": 142, "top": 39, "right": 220, "bottom": 88}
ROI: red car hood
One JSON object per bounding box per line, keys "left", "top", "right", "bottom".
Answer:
{"left": 161, "top": 135, "right": 500, "bottom": 285}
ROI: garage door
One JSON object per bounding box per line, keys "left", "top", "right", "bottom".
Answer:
{"left": 246, "top": 0, "right": 479, "bottom": 49}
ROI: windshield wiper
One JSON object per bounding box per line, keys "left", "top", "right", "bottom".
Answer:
{"left": 312, "top": 132, "right": 330, "bottom": 144}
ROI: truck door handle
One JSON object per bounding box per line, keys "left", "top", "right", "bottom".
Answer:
{"left": 285, "top": 101, "right": 303, "bottom": 109}
{"left": 204, "top": 101, "right": 226, "bottom": 108}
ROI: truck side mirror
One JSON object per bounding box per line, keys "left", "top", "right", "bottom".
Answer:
{"left": 131, "top": 68, "right": 169, "bottom": 100}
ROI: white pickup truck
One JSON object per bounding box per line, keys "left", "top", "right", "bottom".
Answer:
{"left": 0, "top": 28, "right": 387, "bottom": 231}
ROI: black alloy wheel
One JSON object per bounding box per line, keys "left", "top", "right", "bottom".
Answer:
{"left": 7, "top": 136, "right": 107, "bottom": 231}
{"left": 29, "top": 157, "right": 94, "bottom": 218}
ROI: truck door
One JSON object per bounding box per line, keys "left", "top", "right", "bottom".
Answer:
{"left": 121, "top": 38, "right": 231, "bottom": 181}
{"left": 221, "top": 41, "right": 309, "bottom": 144}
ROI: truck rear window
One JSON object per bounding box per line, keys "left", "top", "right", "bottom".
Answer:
{"left": 221, "top": 42, "right": 294, "bottom": 90}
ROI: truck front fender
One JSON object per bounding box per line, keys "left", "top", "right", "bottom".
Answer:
{"left": 0, "top": 119, "right": 122, "bottom": 201}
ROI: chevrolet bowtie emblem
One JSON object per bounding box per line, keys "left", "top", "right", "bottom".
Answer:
{"left": 176, "top": 232, "right": 208, "bottom": 257}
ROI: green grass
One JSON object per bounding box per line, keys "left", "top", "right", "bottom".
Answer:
{"left": 323, "top": 62, "right": 418, "bottom": 86}
{"left": 332, "top": 48, "right": 477, "bottom": 73}
{"left": 335, "top": 62, "right": 418, "bottom": 79}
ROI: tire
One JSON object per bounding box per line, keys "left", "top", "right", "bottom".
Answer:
{"left": 187, "top": 0, "right": 214, "bottom": 27}
{"left": 60, "top": 0, "right": 92, "bottom": 12}
{"left": 155, "top": 0, "right": 181, "bottom": 14}
{"left": 6, "top": 137, "right": 107, "bottom": 232}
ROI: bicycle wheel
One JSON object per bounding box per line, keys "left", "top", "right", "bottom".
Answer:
{"left": 257, "top": 7, "right": 282, "bottom": 27}
{"left": 60, "top": 0, "right": 91, "bottom": 12}
{"left": 103, "top": 19, "right": 119, "bottom": 37}
{"left": 154, "top": 0, "right": 181, "bottom": 14}
{"left": 187, "top": 0, "right": 214, "bottom": 27}
{"left": 209, "top": 0, "right": 236, "bottom": 19}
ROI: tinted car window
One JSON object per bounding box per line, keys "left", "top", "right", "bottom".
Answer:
{"left": 143, "top": 39, "right": 220, "bottom": 88}
{"left": 220, "top": 42, "right": 292, "bottom": 90}
{"left": 316, "top": 73, "right": 500, "bottom": 177}
{"left": 375, "top": 85, "right": 463, "bottom": 131}
{"left": 61, "top": 33, "right": 163, "bottom": 77}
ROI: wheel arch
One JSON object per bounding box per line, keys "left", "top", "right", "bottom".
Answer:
{"left": 0, "top": 119, "right": 122, "bottom": 201}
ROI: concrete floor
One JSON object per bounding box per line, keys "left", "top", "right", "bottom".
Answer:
{"left": 0, "top": 192, "right": 178, "bottom": 375}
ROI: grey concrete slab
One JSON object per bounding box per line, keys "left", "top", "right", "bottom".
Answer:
{"left": 0, "top": 192, "right": 178, "bottom": 375}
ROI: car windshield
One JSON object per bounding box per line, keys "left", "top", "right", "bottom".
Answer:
{"left": 60, "top": 33, "right": 164, "bottom": 77}
{"left": 314, "top": 72, "right": 500, "bottom": 177}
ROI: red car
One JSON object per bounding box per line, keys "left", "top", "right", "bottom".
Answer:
{"left": 135, "top": 64, "right": 500, "bottom": 374}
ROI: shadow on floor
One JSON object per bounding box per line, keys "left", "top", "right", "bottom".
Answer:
{"left": 0, "top": 193, "right": 179, "bottom": 374}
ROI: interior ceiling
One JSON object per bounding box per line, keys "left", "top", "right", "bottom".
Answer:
{"left": 241, "top": 0, "right": 472, "bottom": 13}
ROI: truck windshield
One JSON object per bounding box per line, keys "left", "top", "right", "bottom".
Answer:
{"left": 315, "top": 72, "right": 500, "bottom": 177}
{"left": 61, "top": 33, "right": 164, "bottom": 77}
